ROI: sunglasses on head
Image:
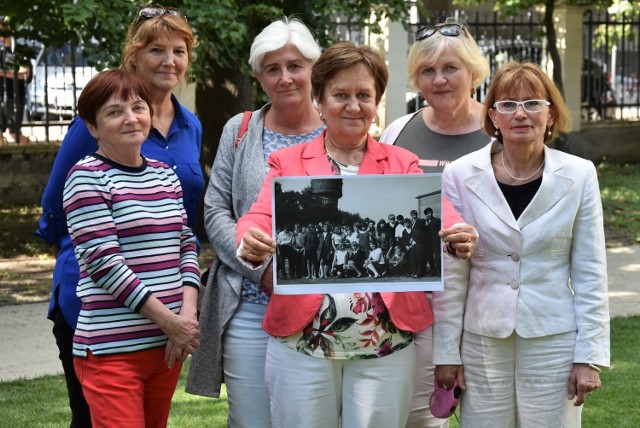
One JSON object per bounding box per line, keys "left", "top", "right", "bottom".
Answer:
{"left": 415, "top": 23, "right": 466, "bottom": 41}
{"left": 133, "top": 5, "right": 187, "bottom": 27}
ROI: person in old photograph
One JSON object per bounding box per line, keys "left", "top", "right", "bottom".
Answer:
{"left": 408, "top": 209, "right": 431, "bottom": 278}
{"left": 364, "top": 240, "right": 386, "bottom": 278}
{"left": 317, "top": 222, "right": 334, "bottom": 278}
{"left": 276, "top": 225, "right": 295, "bottom": 279}
{"left": 345, "top": 240, "right": 366, "bottom": 278}
{"left": 332, "top": 241, "right": 349, "bottom": 277}
{"left": 424, "top": 207, "right": 442, "bottom": 276}
{"left": 292, "top": 224, "right": 306, "bottom": 279}
{"left": 304, "top": 223, "right": 320, "bottom": 279}
{"left": 331, "top": 223, "right": 346, "bottom": 251}
{"left": 387, "top": 245, "right": 410, "bottom": 277}
{"left": 378, "top": 229, "right": 393, "bottom": 261}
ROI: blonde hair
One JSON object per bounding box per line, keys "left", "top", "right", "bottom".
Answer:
{"left": 407, "top": 18, "right": 489, "bottom": 92}
{"left": 121, "top": 11, "right": 197, "bottom": 75}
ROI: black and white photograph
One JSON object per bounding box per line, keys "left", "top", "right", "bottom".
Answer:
{"left": 271, "top": 174, "right": 443, "bottom": 294}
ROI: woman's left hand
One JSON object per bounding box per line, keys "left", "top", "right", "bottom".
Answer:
{"left": 440, "top": 223, "right": 479, "bottom": 260}
{"left": 165, "top": 339, "right": 188, "bottom": 368}
{"left": 568, "top": 363, "right": 602, "bottom": 406}
{"left": 241, "top": 227, "right": 277, "bottom": 262}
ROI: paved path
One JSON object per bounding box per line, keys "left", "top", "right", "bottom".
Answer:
{"left": 1, "top": 246, "right": 639, "bottom": 382}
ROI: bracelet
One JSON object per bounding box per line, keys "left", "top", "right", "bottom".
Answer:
{"left": 588, "top": 363, "right": 601, "bottom": 373}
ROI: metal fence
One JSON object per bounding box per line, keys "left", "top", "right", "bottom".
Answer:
{"left": 4, "top": 8, "right": 640, "bottom": 144}
{"left": 406, "top": 10, "right": 545, "bottom": 112}
{"left": 1, "top": 40, "right": 97, "bottom": 144}
{"left": 583, "top": 10, "right": 640, "bottom": 121}
{"left": 405, "top": 9, "right": 640, "bottom": 121}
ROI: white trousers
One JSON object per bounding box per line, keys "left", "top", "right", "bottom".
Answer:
{"left": 460, "top": 331, "right": 582, "bottom": 428}
{"left": 222, "top": 302, "right": 271, "bottom": 428}
{"left": 406, "top": 326, "right": 449, "bottom": 428}
{"left": 265, "top": 336, "right": 416, "bottom": 428}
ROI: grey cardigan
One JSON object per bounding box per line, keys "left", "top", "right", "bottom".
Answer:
{"left": 186, "top": 105, "right": 271, "bottom": 397}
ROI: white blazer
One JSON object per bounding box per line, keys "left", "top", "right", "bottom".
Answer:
{"left": 433, "top": 141, "right": 610, "bottom": 367}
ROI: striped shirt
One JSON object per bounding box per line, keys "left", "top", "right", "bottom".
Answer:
{"left": 63, "top": 154, "right": 200, "bottom": 357}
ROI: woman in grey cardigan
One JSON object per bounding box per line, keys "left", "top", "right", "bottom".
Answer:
{"left": 186, "top": 17, "right": 324, "bottom": 427}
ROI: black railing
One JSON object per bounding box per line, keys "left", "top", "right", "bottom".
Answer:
{"left": 583, "top": 10, "right": 640, "bottom": 121}
{"left": 405, "top": 11, "right": 544, "bottom": 113}
{"left": 4, "top": 8, "right": 639, "bottom": 145}
{"left": 1, "top": 41, "right": 97, "bottom": 145}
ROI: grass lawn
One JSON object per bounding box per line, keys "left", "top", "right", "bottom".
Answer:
{"left": 0, "top": 161, "right": 637, "bottom": 426}
{"left": 1, "top": 316, "right": 637, "bottom": 427}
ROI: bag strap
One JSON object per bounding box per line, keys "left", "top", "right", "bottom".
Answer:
{"left": 234, "top": 111, "right": 253, "bottom": 148}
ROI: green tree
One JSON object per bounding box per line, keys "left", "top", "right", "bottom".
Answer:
{"left": 450, "top": 0, "right": 616, "bottom": 96}
{"left": 1, "top": 0, "right": 409, "bottom": 174}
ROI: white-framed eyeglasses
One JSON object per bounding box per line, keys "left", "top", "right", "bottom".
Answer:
{"left": 493, "top": 99, "right": 551, "bottom": 114}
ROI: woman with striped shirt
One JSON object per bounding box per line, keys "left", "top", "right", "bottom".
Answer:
{"left": 62, "top": 69, "right": 200, "bottom": 427}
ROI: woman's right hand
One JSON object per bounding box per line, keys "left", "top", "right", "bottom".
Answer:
{"left": 241, "top": 227, "right": 276, "bottom": 263}
{"left": 435, "top": 364, "right": 466, "bottom": 391}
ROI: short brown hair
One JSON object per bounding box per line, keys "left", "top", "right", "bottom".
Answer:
{"left": 78, "top": 69, "right": 153, "bottom": 127}
{"left": 312, "top": 41, "right": 388, "bottom": 104}
{"left": 484, "top": 61, "right": 571, "bottom": 143}
{"left": 121, "top": 9, "right": 197, "bottom": 74}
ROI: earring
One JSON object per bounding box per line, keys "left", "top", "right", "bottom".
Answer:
{"left": 494, "top": 128, "right": 500, "bottom": 136}
{"left": 319, "top": 112, "right": 325, "bottom": 121}
{"left": 547, "top": 127, "right": 552, "bottom": 136}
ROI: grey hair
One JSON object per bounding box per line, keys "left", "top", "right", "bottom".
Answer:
{"left": 248, "top": 17, "right": 321, "bottom": 73}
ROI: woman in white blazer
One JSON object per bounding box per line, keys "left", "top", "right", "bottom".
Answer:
{"left": 433, "top": 61, "right": 610, "bottom": 428}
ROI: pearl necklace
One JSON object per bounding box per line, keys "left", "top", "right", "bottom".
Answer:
{"left": 501, "top": 151, "right": 544, "bottom": 181}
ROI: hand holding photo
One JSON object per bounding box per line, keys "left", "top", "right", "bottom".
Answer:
{"left": 271, "top": 174, "right": 443, "bottom": 294}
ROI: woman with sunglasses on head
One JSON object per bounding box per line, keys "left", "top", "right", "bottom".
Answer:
{"left": 433, "top": 61, "right": 609, "bottom": 427}
{"left": 36, "top": 5, "right": 202, "bottom": 426}
{"left": 185, "top": 17, "right": 324, "bottom": 427}
{"left": 379, "top": 17, "right": 488, "bottom": 427}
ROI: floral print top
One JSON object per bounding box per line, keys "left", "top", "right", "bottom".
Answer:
{"left": 278, "top": 156, "right": 414, "bottom": 359}
{"left": 279, "top": 293, "right": 414, "bottom": 359}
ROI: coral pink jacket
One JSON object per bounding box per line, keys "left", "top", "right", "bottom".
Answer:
{"left": 236, "top": 132, "right": 460, "bottom": 337}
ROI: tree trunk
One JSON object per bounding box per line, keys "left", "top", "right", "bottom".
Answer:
{"left": 194, "top": 59, "right": 254, "bottom": 240}
{"left": 544, "top": 0, "right": 564, "bottom": 97}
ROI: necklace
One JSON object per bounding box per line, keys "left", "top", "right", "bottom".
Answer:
{"left": 501, "top": 151, "right": 544, "bottom": 181}
{"left": 324, "top": 137, "right": 363, "bottom": 166}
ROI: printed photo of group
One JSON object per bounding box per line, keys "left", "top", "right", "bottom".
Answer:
{"left": 271, "top": 174, "right": 443, "bottom": 294}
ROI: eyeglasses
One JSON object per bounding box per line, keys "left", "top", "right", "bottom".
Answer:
{"left": 133, "top": 5, "right": 187, "bottom": 27}
{"left": 493, "top": 99, "right": 551, "bottom": 114}
{"left": 415, "top": 23, "right": 466, "bottom": 41}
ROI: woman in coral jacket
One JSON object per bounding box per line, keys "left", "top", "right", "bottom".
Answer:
{"left": 236, "top": 41, "right": 474, "bottom": 428}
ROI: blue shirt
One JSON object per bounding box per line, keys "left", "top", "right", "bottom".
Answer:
{"left": 36, "top": 95, "right": 204, "bottom": 328}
